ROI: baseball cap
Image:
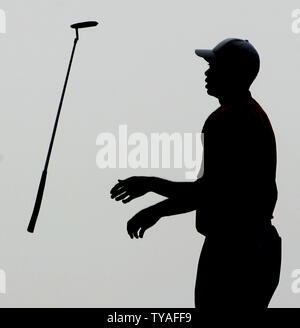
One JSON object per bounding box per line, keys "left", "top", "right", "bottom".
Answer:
{"left": 195, "top": 38, "right": 259, "bottom": 64}
{"left": 195, "top": 38, "right": 260, "bottom": 85}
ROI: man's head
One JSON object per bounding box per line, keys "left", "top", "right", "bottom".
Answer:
{"left": 195, "top": 38, "right": 260, "bottom": 98}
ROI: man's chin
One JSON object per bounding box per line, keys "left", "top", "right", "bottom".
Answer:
{"left": 206, "top": 87, "right": 218, "bottom": 97}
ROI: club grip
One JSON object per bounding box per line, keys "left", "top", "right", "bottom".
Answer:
{"left": 27, "top": 170, "right": 48, "bottom": 233}
{"left": 70, "top": 21, "right": 98, "bottom": 29}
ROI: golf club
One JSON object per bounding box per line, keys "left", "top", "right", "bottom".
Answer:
{"left": 27, "top": 21, "right": 98, "bottom": 233}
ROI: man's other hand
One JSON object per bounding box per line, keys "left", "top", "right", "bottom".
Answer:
{"left": 110, "top": 176, "right": 152, "bottom": 203}
{"left": 127, "top": 208, "right": 161, "bottom": 239}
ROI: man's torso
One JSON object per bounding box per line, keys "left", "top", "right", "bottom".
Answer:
{"left": 195, "top": 92, "right": 277, "bottom": 236}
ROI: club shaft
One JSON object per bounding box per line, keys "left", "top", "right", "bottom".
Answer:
{"left": 45, "top": 36, "right": 79, "bottom": 171}
{"left": 27, "top": 35, "right": 79, "bottom": 233}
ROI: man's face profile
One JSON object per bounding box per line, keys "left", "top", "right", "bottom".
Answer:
{"left": 204, "top": 59, "right": 246, "bottom": 97}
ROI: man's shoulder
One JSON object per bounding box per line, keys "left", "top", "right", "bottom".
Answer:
{"left": 202, "top": 105, "right": 226, "bottom": 132}
{"left": 204, "top": 97, "right": 271, "bottom": 131}
{"left": 246, "top": 98, "right": 274, "bottom": 132}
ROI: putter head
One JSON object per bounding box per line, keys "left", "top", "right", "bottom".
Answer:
{"left": 70, "top": 21, "right": 98, "bottom": 29}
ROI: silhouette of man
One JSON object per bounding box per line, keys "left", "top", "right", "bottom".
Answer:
{"left": 110, "top": 38, "right": 282, "bottom": 310}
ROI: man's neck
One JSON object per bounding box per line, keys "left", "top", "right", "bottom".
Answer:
{"left": 218, "top": 89, "right": 252, "bottom": 106}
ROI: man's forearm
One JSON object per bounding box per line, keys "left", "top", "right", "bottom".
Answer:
{"left": 147, "top": 193, "right": 200, "bottom": 218}
{"left": 149, "top": 177, "right": 195, "bottom": 198}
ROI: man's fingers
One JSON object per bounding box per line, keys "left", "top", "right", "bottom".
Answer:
{"left": 139, "top": 227, "right": 146, "bottom": 238}
{"left": 128, "top": 231, "right": 134, "bottom": 239}
{"left": 111, "top": 186, "right": 126, "bottom": 199}
{"left": 127, "top": 224, "right": 134, "bottom": 239}
{"left": 128, "top": 226, "right": 138, "bottom": 239}
{"left": 115, "top": 191, "right": 129, "bottom": 201}
{"left": 110, "top": 183, "right": 125, "bottom": 195}
{"left": 127, "top": 227, "right": 146, "bottom": 239}
{"left": 122, "top": 195, "right": 134, "bottom": 204}
{"left": 133, "top": 228, "right": 139, "bottom": 239}
{"left": 110, "top": 178, "right": 130, "bottom": 194}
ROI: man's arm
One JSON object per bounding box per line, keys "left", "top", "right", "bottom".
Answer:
{"left": 147, "top": 195, "right": 201, "bottom": 218}
{"left": 149, "top": 177, "right": 198, "bottom": 199}
{"left": 110, "top": 176, "right": 202, "bottom": 202}
{"left": 126, "top": 180, "right": 204, "bottom": 238}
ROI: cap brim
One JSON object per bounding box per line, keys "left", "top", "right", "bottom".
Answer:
{"left": 195, "top": 49, "right": 216, "bottom": 61}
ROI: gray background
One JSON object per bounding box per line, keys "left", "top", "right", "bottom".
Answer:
{"left": 0, "top": 0, "right": 299, "bottom": 307}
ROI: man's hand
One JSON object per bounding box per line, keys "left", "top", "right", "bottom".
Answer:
{"left": 110, "top": 176, "right": 152, "bottom": 203}
{"left": 127, "top": 207, "right": 161, "bottom": 239}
